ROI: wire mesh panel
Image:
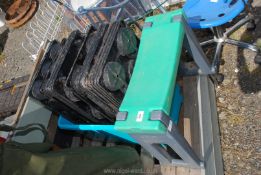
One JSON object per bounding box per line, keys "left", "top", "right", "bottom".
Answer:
{"left": 71, "top": 0, "right": 183, "bottom": 25}
{"left": 141, "top": 0, "right": 183, "bottom": 10}
{"left": 22, "top": 0, "right": 88, "bottom": 61}
{"left": 22, "top": 0, "right": 182, "bottom": 61}
{"left": 73, "top": 0, "right": 147, "bottom": 25}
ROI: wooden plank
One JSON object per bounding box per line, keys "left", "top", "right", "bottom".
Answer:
{"left": 183, "top": 76, "right": 202, "bottom": 159}
{"left": 47, "top": 113, "right": 59, "bottom": 143}
{"left": 160, "top": 76, "right": 203, "bottom": 175}
{"left": 160, "top": 166, "right": 201, "bottom": 175}
{"left": 183, "top": 117, "right": 191, "bottom": 145}
{"left": 14, "top": 47, "right": 46, "bottom": 125}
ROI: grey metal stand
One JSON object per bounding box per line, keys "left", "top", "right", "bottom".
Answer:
{"left": 130, "top": 75, "right": 223, "bottom": 174}
{"left": 131, "top": 111, "right": 203, "bottom": 168}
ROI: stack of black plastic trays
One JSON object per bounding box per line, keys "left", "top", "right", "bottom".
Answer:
{"left": 30, "top": 31, "right": 102, "bottom": 124}
{"left": 71, "top": 22, "right": 138, "bottom": 122}
{"left": 30, "top": 22, "right": 138, "bottom": 124}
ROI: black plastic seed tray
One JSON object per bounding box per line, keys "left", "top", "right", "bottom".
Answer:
{"left": 30, "top": 31, "right": 104, "bottom": 124}
{"left": 70, "top": 22, "right": 138, "bottom": 120}
{"left": 61, "top": 25, "right": 114, "bottom": 123}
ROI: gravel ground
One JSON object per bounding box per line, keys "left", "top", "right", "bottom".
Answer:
{"left": 0, "top": 0, "right": 71, "bottom": 82}
{"left": 216, "top": 2, "right": 261, "bottom": 174}
{"left": 0, "top": 1, "right": 260, "bottom": 175}
{"left": 0, "top": 24, "right": 33, "bottom": 81}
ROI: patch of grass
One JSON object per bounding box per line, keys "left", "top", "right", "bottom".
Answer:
{"left": 230, "top": 26, "right": 253, "bottom": 43}
{"left": 230, "top": 30, "right": 242, "bottom": 40}
{"left": 256, "top": 38, "right": 261, "bottom": 49}
{"left": 0, "top": 52, "right": 6, "bottom": 64}
{"left": 240, "top": 32, "right": 254, "bottom": 43}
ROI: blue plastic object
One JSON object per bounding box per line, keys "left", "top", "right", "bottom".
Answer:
{"left": 58, "top": 84, "right": 183, "bottom": 143}
{"left": 170, "top": 85, "right": 183, "bottom": 124}
{"left": 58, "top": 116, "right": 137, "bottom": 143}
{"left": 183, "top": 0, "right": 247, "bottom": 29}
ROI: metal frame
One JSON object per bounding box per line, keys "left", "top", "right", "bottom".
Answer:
{"left": 199, "top": 2, "right": 260, "bottom": 68}
{"left": 116, "top": 14, "right": 221, "bottom": 170}
{"left": 129, "top": 75, "right": 224, "bottom": 174}
{"left": 131, "top": 111, "right": 203, "bottom": 168}
{"left": 76, "top": 0, "right": 147, "bottom": 25}
{"left": 157, "top": 1, "right": 260, "bottom": 70}
{"left": 172, "top": 15, "right": 214, "bottom": 75}
{"left": 22, "top": 0, "right": 167, "bottom": 61}
{"left": 202, "top": 15, "right": 260, "bottom": 72}
{"left": 181, "top": 17, "right": 214, "bottom": 74}
{"left": 22, "top": 0, "right": 89, "bottom": 61}
{"left": 197, "top": 76, "right": 224, "bottom": 175}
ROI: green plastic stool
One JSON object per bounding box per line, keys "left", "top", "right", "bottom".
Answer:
{"left": 115, "top": 9, "right": 210, "bottom": 168}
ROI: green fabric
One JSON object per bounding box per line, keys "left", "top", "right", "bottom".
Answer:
{"left": 0, "top": 123, "right": 142, "bottom": 175}
{"left": 0, "top": 142, "right": 142, "bottom": 175}
{"left": 115, "top": 9, "right": 185, "bottom": 134}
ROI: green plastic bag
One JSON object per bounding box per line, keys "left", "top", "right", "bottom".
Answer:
{"left": 0, "top": 124, "right": 142, "bottom": 175}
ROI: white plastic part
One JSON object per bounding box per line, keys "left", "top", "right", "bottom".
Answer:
{"left": 70, "top": 0, "right": 101, "bottom": 11}
{"left": 141, "top": 0, "right": 184, "bottom": 10}
{"left": 0, "top": 8, "right": 5, "bottom": 28}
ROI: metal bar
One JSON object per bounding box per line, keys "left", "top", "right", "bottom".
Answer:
{"left": 136, "top": 0, "right": 147, "bottom": 13}
{"left": 225, "top": 38, "right": 259, "bottom": 52}
{"left": 152, "top": 0, "right": 167, "bottom": 13}
{"left": 176, "top": 16, "right": 213, "bottom": 74}
{"left": 131, "top": 122, "right": 203, "bottom": 168}
{"left": 166, "top": 124, "right": 203, "bottom": 168}
{"left": 197, "top": 76, "right": 224, "bottom": 175}
{"left": 225, "top": 16, "right": 254, "bottom": 36}
{"left": 212, "top": 42, "right": 223, "bottom": 73}
{"left": 131, "top": 111, "right": 203, "bottom": 168}
{"left": 200, "top": 39, "right": 215, "bottom": 46}
{"left": 93, "top": 11, "right": 103, "bottom": 23}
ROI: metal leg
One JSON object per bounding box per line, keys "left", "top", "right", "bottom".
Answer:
{"left": 212, "top": 27, "right": 224, "bottom": 39}
{"left": 225, "top": 16, "right": 254, "bottom": 36}
{"left": 212, "top": 42, "right": 223, "bottom": 72}
{"left": 131, "top": 122, "right": 203, "bottom": 168}
{"left": 165, "top": 125, "right": 203, "bottom": 167}
{"left": 200, "top": 39, "right": 215, "bottom": 47}
{"left": 225, "top": 38, "right": 259, "bottom": 52}
{"left": 176, "top": 16, "right": 213, "bottom": 74}
{"left": 210, "top": 42, "right": 225, "bottom": 84}
{"left": 197, "top": 76, "right": 224, "bottom": 175}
